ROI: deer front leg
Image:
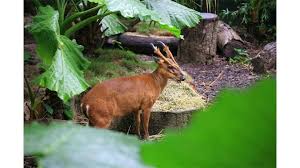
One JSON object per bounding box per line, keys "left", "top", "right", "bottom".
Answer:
{"left": 142, "top": 108, "right": 151, "bottom": 140}
{"left": 135, "top": 110, "right": 142, "bottom": 139}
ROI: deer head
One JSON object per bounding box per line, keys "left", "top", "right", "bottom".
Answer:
{"left": 151, "top": 42, "right": 185, "bottom": 82}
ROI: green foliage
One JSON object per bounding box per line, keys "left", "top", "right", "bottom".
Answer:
{"left": 29, "top": 6, "right": 59, "bottom": 67}
{"left": 134, "top": 21, "right": 182, "bottom": 38}
{"left": 63, "top": 102, "right": 75, "bottom": 119}
{"left": 219, "top": 0, "right": 276, "bottom": 39}
{"left": 134, "top": 21, "right": 160, "bottom": 35}
{"left": 24, "top": 122, "right": 146, "bottom": 168}
{"left": 24, "top": 79, "right": 276, "bottom": 168}
{"left": 142, "top": 78, "right": 276, "bottom": 168}
{"left": 144, "top": 0, "right": 201, "bottom": 29}
{"left": 24, "top": 77, "right": 44, "bottom": 119}
{"left": 104, "top": 0, "right": 160, "bottom": 21}
{"left": 24, "top": 51, "right": 31, "bottom": 62}
{"left": 43, "top": 103, "right": 54, "bottom": 115}
{"left": 174, "top": 0, "right": 201, "bottom": 11}
{"left": 100, "top": 13, "right": 127, "bottom": 36}
{"left": 36, "top": 35, "right": 90, "bottom": 102}
{"left": 89, "top": 0, "right": 202, "bottom": 37}
{"left": 29, "top": 0, "right": 202, "bottom": 103}
{"left": 229, "top": 48, "right": 250, "bottom": 64}
{"left": 85, "top": 49, "right": 156, "bottom": 85}
{"left": 30, "top": 6, "right": 90, "bottom": 102}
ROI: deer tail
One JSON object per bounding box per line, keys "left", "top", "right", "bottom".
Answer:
{"left": 80, "top": 103, "right": 90, "bottom": 118}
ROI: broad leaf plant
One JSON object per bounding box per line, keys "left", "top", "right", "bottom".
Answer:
{"left": 29, "top": 0, "right": 202, "bottom": 103}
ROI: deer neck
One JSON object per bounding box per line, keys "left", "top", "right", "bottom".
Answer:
{"left": 151, "top": 67, "right": 168, "bottom": 93}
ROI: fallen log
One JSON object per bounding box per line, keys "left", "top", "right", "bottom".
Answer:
{"left": 116, "top": 32, "right": 179, "bottom": 55}
{"left": 217, "top": 21, "right": 245, "bottom": 58}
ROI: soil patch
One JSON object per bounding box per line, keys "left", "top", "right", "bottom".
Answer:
{"left": 181, "top": 57, "right": 260, "bottom": 102}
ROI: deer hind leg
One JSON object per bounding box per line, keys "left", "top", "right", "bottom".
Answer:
{"left": 135, "top": 110, "right": 142, "bottom": 139}
{"left": 142, "top": 108, "right": 151, "bottom": 140}
{"left": 88, "top": 109, "right": 112, "bottom": 129}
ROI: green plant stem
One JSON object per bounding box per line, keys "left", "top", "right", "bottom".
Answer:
{"left": 25, "top": 77, "right": 35, "bottom": 106}
{"left": 57, "top": 0, "right": 67, "bottom": 26}
{"left": 61, "top": 5, "right": 102, "bottom": 32}
{"left": 70, "top": 0, "right": 80, "bottom": 12}
{"left": 64, "top": 12, "right": 114, "bottom": 38}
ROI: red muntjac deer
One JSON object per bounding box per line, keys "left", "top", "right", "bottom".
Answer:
{"left": 81, "top": 42, "right": 185, "bottom": 139}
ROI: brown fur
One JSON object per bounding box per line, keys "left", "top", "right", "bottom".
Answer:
{"left": 81, "top": 43, "right": 184, "bottom": 139}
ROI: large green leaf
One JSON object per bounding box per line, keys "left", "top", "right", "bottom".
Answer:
{"left": 101, "top": 14, "right": 127, "bottom": 36}
{"left": 37, "top": 36, "right": 90, "bottom": 102}
{"left": 94, "top": 0, "right": 160, "bottom": 21}
{"left": 29, "top": 6, "right": 60, "bottom": 67}
{"left": 30, "top": 6, "right": 90, "bottom": 102}
{"left": 144, "top": 0, "right": 202, "bottom": 29}
{"left": 87, "top": 0, "right": 105, "bottom": 5}
{"left": 142, "top": 78, "right": 276, "bottom": 168}
{"left": 88, "top": 0, "right": 202, "bottom": 37}
{"left": 107, "top": 0, "right": 159, "bottom": 21}
{"left": 25, "top": 122, "right": 147, "bottom": 168}
{"left": 97, "top": 7, "right": 128, "bottom": 36}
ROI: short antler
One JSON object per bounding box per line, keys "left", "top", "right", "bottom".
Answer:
{"left": 150, "top": 43, "right": 174, "bottom": 66}
{"left": 157, "top": 41, "right": 180, "bottom": 69}
{"left": 158, "top": 41, "right": 176, "bottom": 63}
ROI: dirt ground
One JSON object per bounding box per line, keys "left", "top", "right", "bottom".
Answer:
{"left": 181, "top": 58, "right": 260, "bottom": 102}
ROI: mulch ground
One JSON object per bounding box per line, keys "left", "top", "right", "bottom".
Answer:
{"left": 181, "top": 57, "right": 260, "bottom": 102}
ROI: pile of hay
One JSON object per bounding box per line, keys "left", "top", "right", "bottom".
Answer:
{"left": 152, "top": 80, "right": 206, "bottom": 112}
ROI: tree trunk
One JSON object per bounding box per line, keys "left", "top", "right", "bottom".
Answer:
{"left": 178, "top": 13, "right": 218, "bottom": 64}
{"left": 217, "top": 21, "right": 245, "bottom": 58}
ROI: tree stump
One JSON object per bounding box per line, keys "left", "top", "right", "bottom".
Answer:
{"left": 109, "top": 109, "right": 197, "bottom": 136}
{"left": 216, "top": 21, "right": 245, "bottom": 58}
{"left": 178, "top": 13, "right": 218, "bottom": 64}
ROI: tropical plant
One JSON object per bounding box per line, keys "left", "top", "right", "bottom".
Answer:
{"left": 174, "top": 0, "right": 219, "bottom": 13}
{"left": 28, "top": 0, "right": 202, "bottom": 104}
{"left": 229, "top": 48, "right": 250, "bottom": 64}
{"left": 25, "top": 78, "right": 276, "bottom": 168}
{"left": 219, "top": 0, "right": 276, "bottom": 39}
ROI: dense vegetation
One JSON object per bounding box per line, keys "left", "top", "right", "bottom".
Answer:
{"left": 175, "top": 0, "right": 276, "bottom": 40}
{"left": 26, "top": 0, "right": 202, "bottom": 118}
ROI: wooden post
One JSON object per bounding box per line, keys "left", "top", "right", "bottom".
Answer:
{"left": 178, "top": 13, "right": 218, "bottom": 64}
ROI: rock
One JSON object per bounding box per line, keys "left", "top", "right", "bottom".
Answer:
{"left": 251, "top": 42, "right": 276, "bottom": 74}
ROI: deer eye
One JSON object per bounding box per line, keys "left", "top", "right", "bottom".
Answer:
{"left": 167, "top": 66, "right": 175, "bottom": 72}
